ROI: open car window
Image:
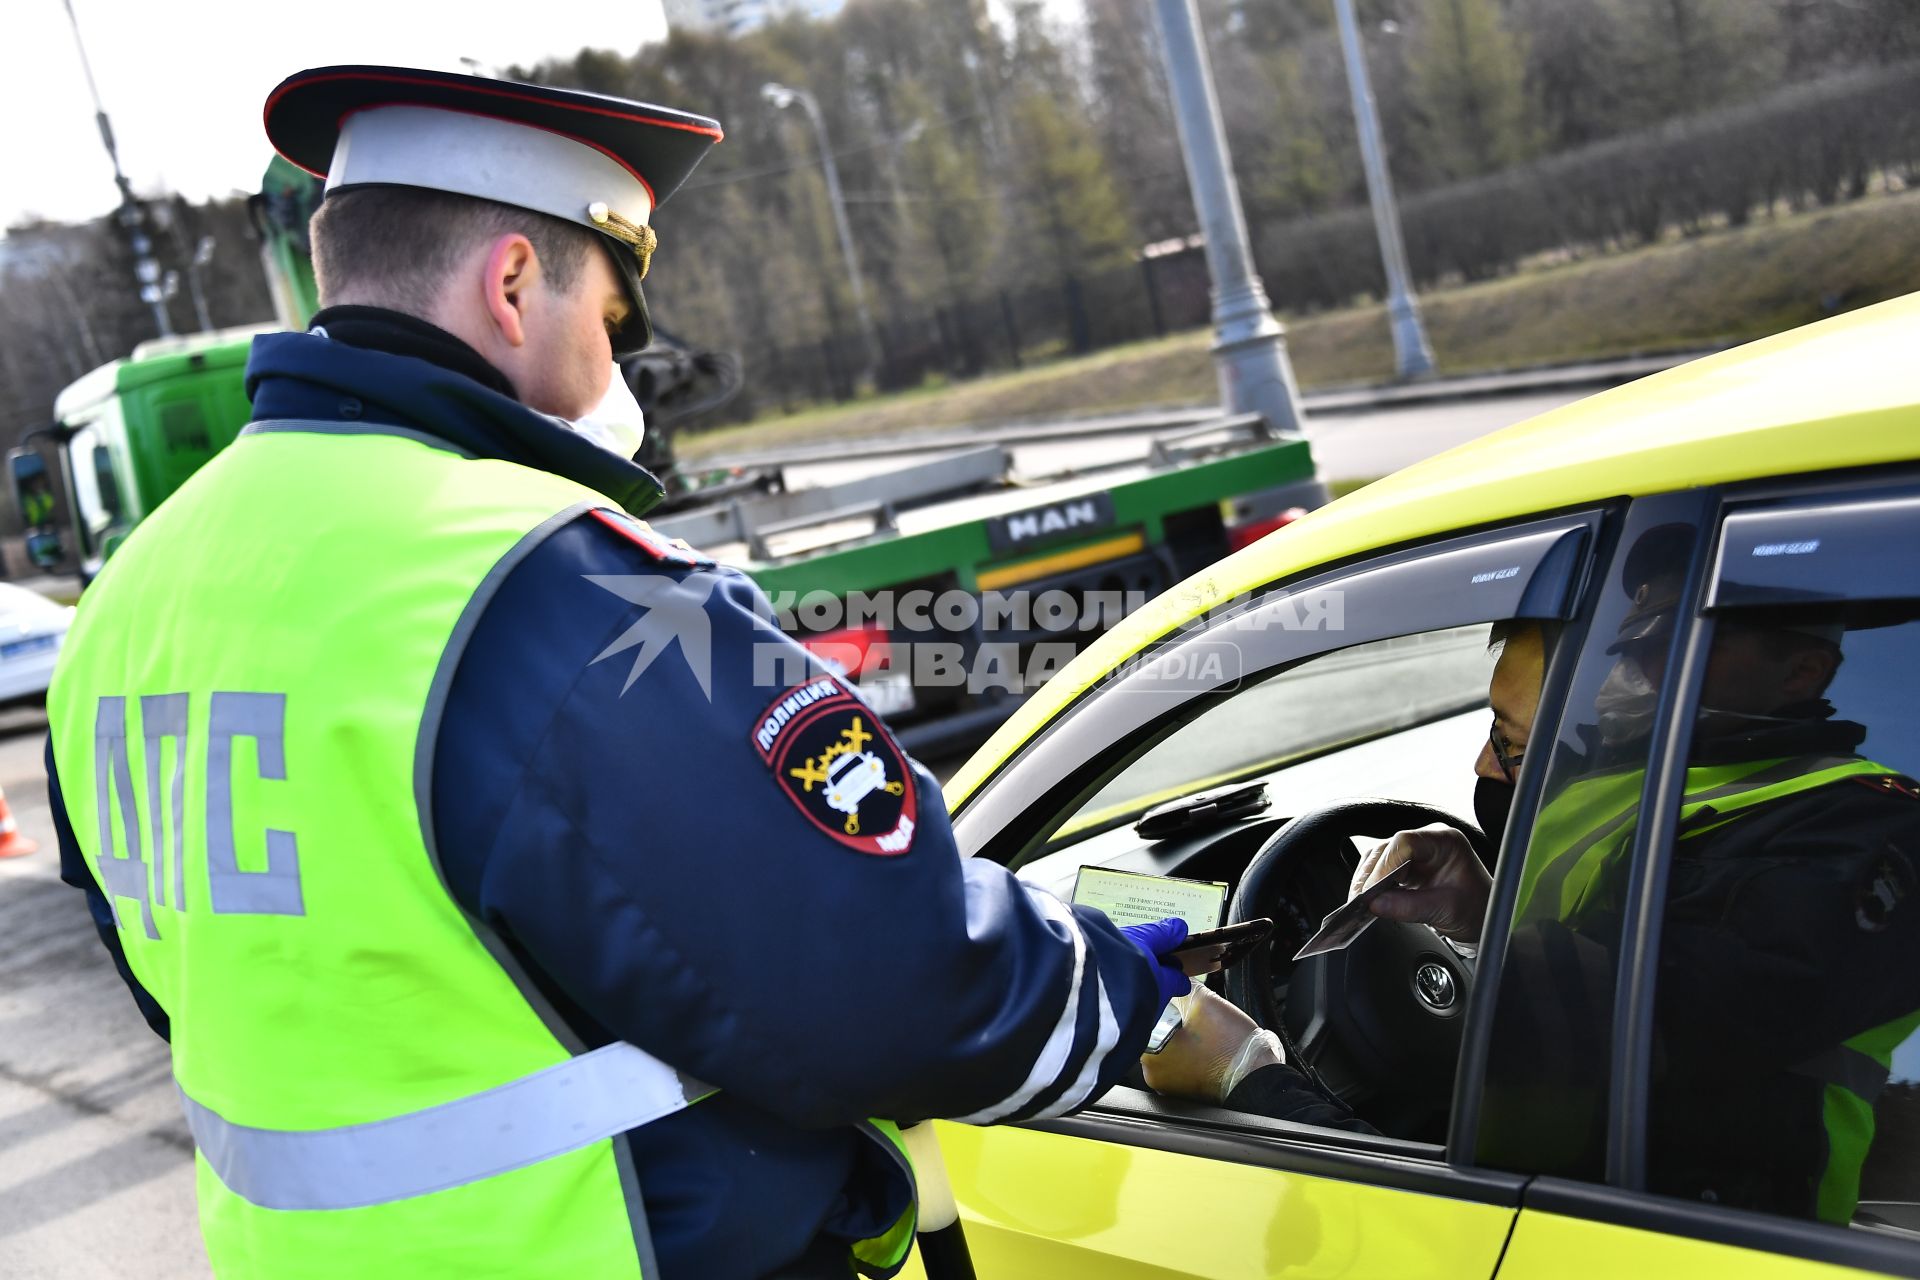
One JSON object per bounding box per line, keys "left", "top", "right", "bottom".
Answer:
{"left": 957, "top": 513, "right": 1599, "bottom": 868}
{"left": 952, "top": 512, "right": 1606, "bottom": 1156}
{"left": 1051, "top": 626, "right": 1495, "bottom": 846}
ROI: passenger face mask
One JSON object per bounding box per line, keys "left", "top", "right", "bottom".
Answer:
{"left": 1595, "top": 650, "right": 1818, "bottom": 748}
{"left": 1595, "top": 655, "right": 1660, "bottom": 746}
{"left": 571, "top": 362, "right": 647, "bottom": 459}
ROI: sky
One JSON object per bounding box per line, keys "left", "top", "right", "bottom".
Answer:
{"left": 1, "top": 0, "right": 672, "bottom": 230}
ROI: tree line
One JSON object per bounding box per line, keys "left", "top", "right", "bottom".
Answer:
{"left": 5, "top": 0, "right": 1919, "bottom": 437}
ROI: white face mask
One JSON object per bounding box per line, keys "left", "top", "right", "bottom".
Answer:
{"left": 570, "top": 362, "right": 647, "bottom": 459}
{"left": 1595, "top": 655, "right": 1660, "bottom": 746}
{"left": 1595, "top": 650, "right": 1820, "bottom": 747}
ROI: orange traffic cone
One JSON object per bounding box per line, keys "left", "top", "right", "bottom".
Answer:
{"left": 0, "top": 785, "right": 38, "bottom": 859}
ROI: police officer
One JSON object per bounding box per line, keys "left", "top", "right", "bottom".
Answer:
{"left": 47, "top": 66, "right": 1192, "bottom": 1279}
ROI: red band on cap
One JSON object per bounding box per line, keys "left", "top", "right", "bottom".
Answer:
{"left": 264, "top": 69, "right": 724, "bottom": 177}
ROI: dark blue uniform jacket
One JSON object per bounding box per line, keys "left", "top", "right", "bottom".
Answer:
{"left": 51, "top": 309, "right": 1163, "bottom": 1279}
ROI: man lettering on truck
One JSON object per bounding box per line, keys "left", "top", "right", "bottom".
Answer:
{"left": 47, "top": 65, "right": 1191, "bottom": 1279}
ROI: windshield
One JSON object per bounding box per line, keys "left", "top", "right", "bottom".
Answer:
{"left": 1055, "top": 624, "right": 1494, "bottom": 841}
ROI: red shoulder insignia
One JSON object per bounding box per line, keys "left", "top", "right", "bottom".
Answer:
{"left": 1853, "top": 775, "right": 1920, "bottom": 802}
{"left": 591, "top": 509, "right": 714, "bottom": 569}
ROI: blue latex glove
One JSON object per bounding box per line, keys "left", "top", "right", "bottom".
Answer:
{"left": 1120, "top": 917, "right": 1192, "bottom": 1007}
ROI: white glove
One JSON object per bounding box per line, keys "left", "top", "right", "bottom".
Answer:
{"left": 1141, "top": 981, "right": 1286, "bottom": 1104}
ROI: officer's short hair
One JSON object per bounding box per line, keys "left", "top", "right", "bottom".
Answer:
{"left": 310, "top": 186, "right": 597, "bottom": 313}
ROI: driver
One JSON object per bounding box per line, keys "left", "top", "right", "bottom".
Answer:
{"left": 1133, "top": 617, "right": 1548, "bottom": 1129}
{"left": 1146, "top": 544, "right": 1920, "bottom": 1224}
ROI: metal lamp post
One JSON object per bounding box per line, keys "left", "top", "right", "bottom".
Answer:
{"left": 1151, "top": 0, "right": 1305, "bottom": 437}
{"left": 186, "top": 234, "right": 217, "bottom": 333}
{"left": 763, "top": 81, "right": 883, "bottom": 386}
{"left": 1333, "top": 0, "right": 1435, "bottom": 379}
{"left": 61, "top": 0, "right": 174, "bottom": 338}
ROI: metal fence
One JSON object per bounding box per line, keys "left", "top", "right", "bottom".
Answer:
{"left": 729, "top": 247, "right": 1216, "bottom": 417}
{"left": 698, "top": 60, "right": 1920, "bottom": 424}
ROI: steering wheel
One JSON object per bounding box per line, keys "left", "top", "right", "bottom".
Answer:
{"left": 1224, "top": 799, "right": 1493, "bottom": 1140}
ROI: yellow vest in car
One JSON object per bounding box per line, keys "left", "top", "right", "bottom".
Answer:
{"left": 1516, "top": 753, "right": 1911, "bottom": 1223}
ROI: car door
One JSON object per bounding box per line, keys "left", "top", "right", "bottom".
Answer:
{"left": 1486, "top": 479, "right": 1920, "bottom": 1280}
{"left": 908, "top": 512, "right": 1605, "bottom": 1280}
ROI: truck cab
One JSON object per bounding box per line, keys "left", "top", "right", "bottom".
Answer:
{"left": 11, "top": 329, "right": 262, "bottom": 581}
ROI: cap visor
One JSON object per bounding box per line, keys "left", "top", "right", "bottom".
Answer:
{"left": 609, "top": 247, "right": 653, "bottom": 355}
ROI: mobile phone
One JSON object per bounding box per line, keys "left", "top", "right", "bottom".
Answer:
{"left": 1167, "top": 918, "right": 1274, "bottom": 976}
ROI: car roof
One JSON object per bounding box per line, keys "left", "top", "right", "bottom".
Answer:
{"left": 946, "top": 291, "right": 1920, "bottom": 809}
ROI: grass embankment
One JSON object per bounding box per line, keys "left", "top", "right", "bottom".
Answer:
{"left": 680, "top": 189, "right": 1920, "bottom": 461}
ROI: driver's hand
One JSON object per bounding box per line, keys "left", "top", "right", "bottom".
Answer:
{"left": 1141, "top": 982, "right": 1285, "bottom": 1104}
{"left": 1349, "top": 823, "right": 1492, "bottom": 944}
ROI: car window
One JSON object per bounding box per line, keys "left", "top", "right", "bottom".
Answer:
{"left": 1639, "top": 606, "right": 1920, "bottom": 1234}
{"left": 956, "top": 515, "right": 1596, "bottom": 865}
{"left": 1634, "top": 490, "right": 1920, "bottom": 1237}
{"left": 1053, "top": 625, "right": 1494, "bottom": 844}
{"left": 1002, "top": 618, "right": 1533, "bottom": 1148}
{"left": 1472, "top": 502, "right": 1704, "bottom": 1183}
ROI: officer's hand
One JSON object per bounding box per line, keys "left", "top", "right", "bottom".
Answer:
{"left": 1140, "top": 982, "right": 1284, "bottom": 1104}
{"left": 1120, "top": 917, "right": 1192, "bottom": 1007}
{"left": 1350, "top": 823, "right": 1491, "bottom": 943}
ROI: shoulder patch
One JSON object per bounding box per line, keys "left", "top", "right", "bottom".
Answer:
{"left": 1852, "top": 774, "right": 1920, "bottom": 802}
{"left": 591, "top": 508, "right": 714, "bottom": 569}
{"left": 751, "top": 676, "right": 918, "bottom": 856}
{"left": 1856, "top": 848, "right": 1917, "bottom": 932}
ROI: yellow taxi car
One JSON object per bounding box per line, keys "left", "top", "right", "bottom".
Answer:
{"left": 912, "top": 293, "right": 1920, "bottom": 1278}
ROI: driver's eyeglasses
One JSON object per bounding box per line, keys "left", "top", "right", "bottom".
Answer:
{"left": 1489, "top": 720, "right": 1525, "bottom": 782}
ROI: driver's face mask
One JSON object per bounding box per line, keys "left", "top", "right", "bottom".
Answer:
{"left": 1595, "top": 654, "right": 1660, "bottom": 746}
{"left": 570, "top": 362, "right": 647, "bottom": 459}
{"left": 1474, "top": 775, "right": 1516, "bottom": 845}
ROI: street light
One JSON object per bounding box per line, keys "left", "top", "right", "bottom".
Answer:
{"left": 1333, "top": 0, "right": 1435, "bottom": 379}
{"left": 1152, "top": 0, "right": 1308, "bottom": 439}
{"left": 762, "top": 81, "right": 883, "bottom": 386}
{"left": 186, "top": 234, "right": 216, "bottom": 333}
{"left": 60, "top": 0, "right": 174, "bottom": 338}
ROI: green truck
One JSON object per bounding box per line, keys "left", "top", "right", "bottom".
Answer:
{"left": 11, "top": 165, "right": 1325, "bottom": 753}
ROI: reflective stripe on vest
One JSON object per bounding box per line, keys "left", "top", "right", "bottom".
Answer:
{"left": 1813, "top": 1009, "right": 1920, "bottom": 1224}
{"left": 1516, "top": 750, "right": 1915, "bottom": 1225}
{"left": 181, "top": 1041, "right": 716, "bottom": 1211}
{"left": 1517, "top": 754, "right": 1881, "bottom": 923}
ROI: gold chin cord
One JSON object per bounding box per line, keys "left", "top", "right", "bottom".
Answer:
{"left": 587, "top": 202, "right": 657, "bottom": 281}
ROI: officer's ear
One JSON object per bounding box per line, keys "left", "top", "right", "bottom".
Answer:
{"left": 479, "top": 233, "right": 538, "bottom": 349}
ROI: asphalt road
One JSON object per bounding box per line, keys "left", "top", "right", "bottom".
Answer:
{"left": 0, "top": 705, "right": 210, "bottom": 1278}
{"left": 0, "top": 386, "right": 1590, "bottom": 1275}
